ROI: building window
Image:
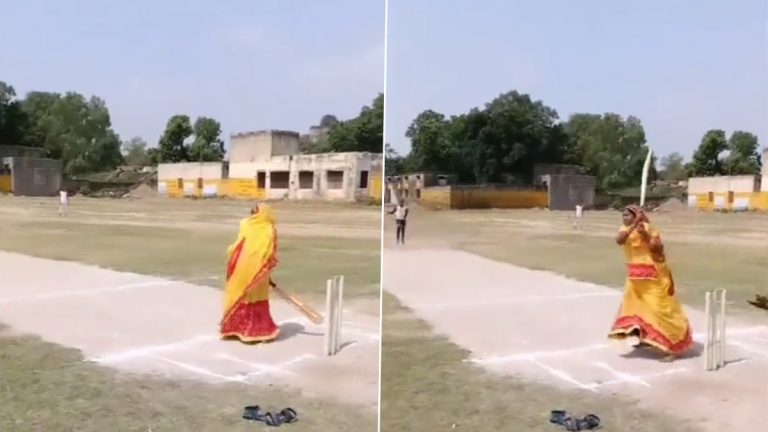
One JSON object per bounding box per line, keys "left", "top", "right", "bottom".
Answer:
{"left": 270, "top": 171, "right": 289, "bottom": 189}
{"left": 359, "top": 171, "right": 369, "bottom": 189}
{"left": 299, "top": 171, "right": 314, "bottom": 189}
{"left": 327, "top": 170, "right": 344, "bottom": 189}
{"left": 257, "top": 172, "right": 266, "bottom": 189}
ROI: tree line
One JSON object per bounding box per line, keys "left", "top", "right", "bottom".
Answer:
{"left": 303, "top": 93, "right": 383, "bottom": 154}
{"left": 386, "top": 90, "right": 762, "bottom": 191}
{"left": 1, "top": 79, "right": 383, "bottom": 176}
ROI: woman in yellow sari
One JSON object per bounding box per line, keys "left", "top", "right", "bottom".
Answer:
{"left": 608, "top": 205, "right": 693, "bottom": 361}
{"left": 220, "top": 203, "right": 280, "bottom": 343}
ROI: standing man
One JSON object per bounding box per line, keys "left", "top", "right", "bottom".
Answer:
{"left": 389, "top": 200, "right": 409, "bottom": 244}
{"left": 58, "top": 188, "right": 69, "bottom": 217}
{"left": 573, "top": 202, "right": 583, "bottom": 231}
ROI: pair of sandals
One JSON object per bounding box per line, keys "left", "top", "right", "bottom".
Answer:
{"left": 550, "top": 410, "right": 601, "bottom": 431}
{"left": 243, "top": 406, "right": 298, "bottom": 427}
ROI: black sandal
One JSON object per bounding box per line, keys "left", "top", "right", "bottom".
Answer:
{"left": 263, "top": 408, "right": 298, "bottom": 427}
{"left": 243, "top": 405, "right": 268, "bottom": 422}
{"left": 562, "top": 414, "right": 601, "bottom": 431}
{"left": 550, "top": 410, "right": 601, "bottom": 431}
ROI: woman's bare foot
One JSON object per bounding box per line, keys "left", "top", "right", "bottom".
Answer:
{"left": 660, "top": 354, "right": 677, "bottom": 362}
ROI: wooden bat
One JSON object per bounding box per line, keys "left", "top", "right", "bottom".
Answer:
{"left": 640, "top": 149, "right": 653, "bottom": 207}
{"left": 270, "top": 281, "right": 324, "bottom": 325}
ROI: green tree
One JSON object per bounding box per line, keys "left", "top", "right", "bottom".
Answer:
{"left": 724, "top": 131, "right": 760, "bottom": 175}
{"left": 659, "top": 152, "right": 686, "bottom": 181}
{"left": 0, "top": 82, "right": 37, "bottom": 148}
{"left": 188, "top": 117, "right": 225, "bottom": 161}
{"left": 20, "top": 91, "right": 123, "bottom": 174}
{"left": 122, "top": 137, "right": 151, "bottom": 166}
{"left": 384, "top": 143, "right": 405, "bottom": 176}
{"left": 471, "top": 91, "right": 565, "bottom": 183}
{"left": 158, "top": 115, "right": 192, "bottom": 162}
{"left": 326, "top": 93, "right": 383, "bottom": 153}
{"left": 564, "top": 113, "right": 651, "bottom": 190}
{"left": 689, "top": 129, "right": 728, "bottom": 176}
{"left": 405, "top": 110, "right": 451, "bottom": 172}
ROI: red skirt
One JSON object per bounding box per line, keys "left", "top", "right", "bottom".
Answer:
{"left": 220, "top": 300, "right": 279, "bottom": 343}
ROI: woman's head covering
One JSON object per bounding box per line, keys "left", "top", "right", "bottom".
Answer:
{"left": 244, "top": 201, "right": 276, "bottom": 226}
{"left": 625, "top": 204, "right": 649, "bottom": 223}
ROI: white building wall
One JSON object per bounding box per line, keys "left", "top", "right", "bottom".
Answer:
{"left": 228, "top": 152, "right": 381, "bottom": 201}
{"left": 157, "top": 162, "right": 225, "bottom": 180}
{"left": 687, "top": 175, "right": 757, "bottom": 194}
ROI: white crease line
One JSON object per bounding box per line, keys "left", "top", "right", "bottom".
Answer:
{"left": 0, "top": 280, "right": 178, "bottom": 304}
{"left": 592, "top": 361, "right": 651, "bottom": 387}
{"left": 587, "top": 368, "right": 688, "bottom": 389}
{"left": 468, "top": 326, "right": 768, "bottom": 364}
{"left": 468, "top": 343, "right": 609, "bottom": 364}
{"left": 150, "top": 355, "right": 246, "bottom": 382}
{"left": 728, "top": 341, "right": 768, "bottom": 358}
{"left": 412, "top": 292, "right": 620, "bottom": 310}
{"left": 527, "top": 357, "right": 597, "bottom": 392}
{"left": 88, "top": 335, "right": 218, "bottom": 363}
{"left": 288, "top": 317, "right": 380, "bottom": 340}
{"left": 217, "top": 353, "right": 300, "bottom": 376}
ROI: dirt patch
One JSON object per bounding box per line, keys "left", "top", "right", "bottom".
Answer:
{"left": 656, "top": 198, "right": 688, "bottom": 213}
{"left": 127, "top": 183, "right": 157, "bottom": 199}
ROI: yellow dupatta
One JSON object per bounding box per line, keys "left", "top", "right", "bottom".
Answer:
{"left": 221, "top": 205, "right": 278, "bottom": 324}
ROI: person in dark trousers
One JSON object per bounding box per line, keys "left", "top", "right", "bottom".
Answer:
{"left": 389, "top": 201, "right": 409, "bottom": 244}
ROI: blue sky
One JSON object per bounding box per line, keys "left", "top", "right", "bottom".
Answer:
{"left": 0, "top": 0, "right": 385, "bottom": 148}
{"left": 386, "top": 0, "right": 767, "bottom": 160}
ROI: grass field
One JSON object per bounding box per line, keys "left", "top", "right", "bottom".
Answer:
{"left": 380, "top": 205, "right": 768, "bottom": 431}
{"left": 0, "top": 195, "right": 381, "bottom": 431}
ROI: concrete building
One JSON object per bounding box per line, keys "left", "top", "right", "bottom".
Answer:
{"left": 230, "top": 130, "right": 301, "bottom": 163}
{"left": 0, "top": 146, "right": 62, "bottom": 196}
{"left": 687, "top": 175, "right": 759, "bottom": 211}
{"left": 543, "top": 174, "right": 597, "bottom": 210}
{"left": 230, "top": 151, "right": 381, "bottom": 201}
{"left": 157, "top": 162, "right": 228, "bottom": 197}
{"left": 157, "top": 129, "right": 383, "bottom": 202}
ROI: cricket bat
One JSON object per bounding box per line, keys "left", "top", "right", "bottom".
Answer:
{"left": 270, "top": 281, "right": 324, "bottom": 325}
{"left": 640, "top": 149, "right": 653, "bottom": 207}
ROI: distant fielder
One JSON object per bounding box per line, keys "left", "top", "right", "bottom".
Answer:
{"left": 573, "top": 202, "right": 583, "bottom": 230}
{"left": 58, "top": 189, "right": 68, "bottom": 216}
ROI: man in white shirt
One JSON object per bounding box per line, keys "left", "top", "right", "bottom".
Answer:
{"left": 573, "top": 202, "right": 583, "bottom": 230}
{"left": 58, "top": 189, "right": 68, "bottom": 217}
{"left": 389, "top": 201, "right": 409, "bottom": 244}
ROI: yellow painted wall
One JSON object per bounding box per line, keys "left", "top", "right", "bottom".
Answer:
{"left": 420, "top": 187, "right": 452, "bottom": 209}
{"left": 159, "top": 178, "right": 265, "bottom": 200}
{"left": 420, "top": 186, "right": 548, "bottom": 210}
{"left": 223, "top": 179, "right": 266, "bottom": 199}
{"left": 451, "top": 189, "right": 548, "bottom": 209}
{"left": 0, "top": 175, "right": 11, "bottom": 193}
{"left": 369, "top": 172, "right": 383, "bottom": 201}
{"left": 750, "top": 192, "right": 768, "bottom": 211}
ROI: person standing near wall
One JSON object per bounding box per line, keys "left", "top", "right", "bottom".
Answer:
{"left": 389, "top": 201, "right": 409, "bottom": 244}
{"left": 573, "top": 202, "right": 583, "bottom": 230}
{"left": 58, "top": 189, "right": 69, "bottom": 217}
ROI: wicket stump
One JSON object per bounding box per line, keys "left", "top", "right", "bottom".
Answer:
{"left": 324, "top": 275, "right": 344, "bottom": 356}
{"left": 704, "top": 288, "right": 727, "bottom": 371}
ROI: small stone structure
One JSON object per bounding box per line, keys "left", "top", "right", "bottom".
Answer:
{"left": 0, "top": 146, "right": 62, "bottom": 196}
